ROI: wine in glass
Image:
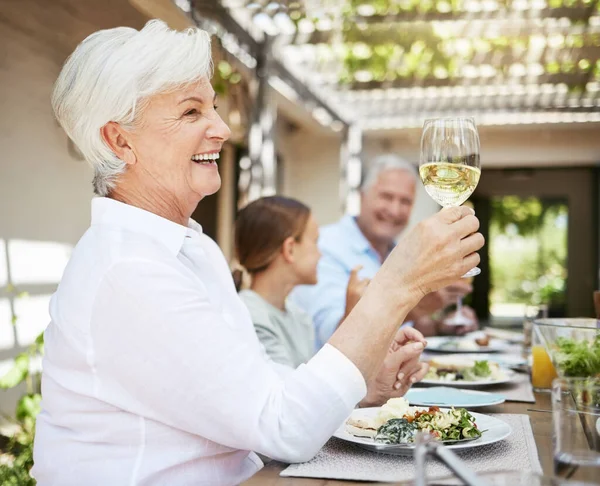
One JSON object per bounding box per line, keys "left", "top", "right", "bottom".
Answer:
{"left": 419, "top": 117, "right": 481, "bottom": 276}
{"left": 420, "top": 117, "right": 481, "bottom": 326}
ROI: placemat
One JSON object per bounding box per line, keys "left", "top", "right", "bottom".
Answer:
{"left": 487, "top": 372, "right": 535, "bottom": 403}
{"left": 281, "top": 414, "right": 541, "bottom": 483}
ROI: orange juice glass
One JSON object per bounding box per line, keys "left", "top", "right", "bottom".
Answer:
{"left": 531, "top": 345, "right": 558, "bottom": 390}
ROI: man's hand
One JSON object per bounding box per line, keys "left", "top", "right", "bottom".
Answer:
{"left": 408, "top": 280, "right": 473, "bottom": 320}
{"left": 359, "top": 328, "right": 429, "bottom": 407}
{"left": 438, "top": 305, "right": 479, "bottom": 335}
{"left": 344, "top": 266, "right": 370, "bottom": 318}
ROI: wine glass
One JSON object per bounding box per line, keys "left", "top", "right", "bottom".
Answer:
{"left": 419, "top": 117, "right": 481, "bottom": 279}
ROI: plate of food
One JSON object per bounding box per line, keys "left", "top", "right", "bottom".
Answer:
{"left": 450, "top": 353, "right": 528, "bottom": 370}
{"left": 336, "top": 397, "right": 511, "bottom": 456}
{"left": 420, "top": 356, "right": 515, "bottom": 387}
{"left": 425, "top": 335, "right": 509, "bottom": 353}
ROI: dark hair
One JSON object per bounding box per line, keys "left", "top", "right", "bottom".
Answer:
{"left": 233, "top": 196, "right": 311, "bottom": 291}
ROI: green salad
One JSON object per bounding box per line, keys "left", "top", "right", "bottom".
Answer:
{"left": 554, "top": 335, "right": 600, "bottom": 377}
{"left": 462, "top": 361, "right": 492, "bottom": 381}
{"left": 424, "top": 360, "right": 503, "bottom": 382}
{"left": 552, "top": 335, "right": 600, "bottom": 408}
{"left": 374, "top": 407, "right": 482, "bottom": 444}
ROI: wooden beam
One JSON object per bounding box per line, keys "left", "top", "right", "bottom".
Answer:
{"left": 350, "top": 6, "right": 598, "bottom": 24}
{"left": 191, "top": 0, "right": 348, "bottom": 126}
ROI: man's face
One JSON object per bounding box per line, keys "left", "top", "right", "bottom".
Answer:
{"left": 359, "top": 169, "right": 416, "bottom": 244}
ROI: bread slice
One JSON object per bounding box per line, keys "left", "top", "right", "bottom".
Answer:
{"left": 345, "top": 416, "right": 378, "bottom": 438}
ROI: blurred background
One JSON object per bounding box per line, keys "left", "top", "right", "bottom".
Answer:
{"left": 0, "top": 0, "right": 599, "bottom": 416}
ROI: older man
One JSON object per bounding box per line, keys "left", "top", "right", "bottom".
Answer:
{"left": 293, "top": 154, "right": 478, "bottom": 349}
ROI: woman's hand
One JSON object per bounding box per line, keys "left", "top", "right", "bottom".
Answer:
{"left": 329, "top": 206, "right": 482, "bottom": 388}
{"left": 359, "top": 328, "right": 429, "bottom": 407}
{"left": 372, "top": 206, "right": 483, "bottom": 312}
{"left": 344, "top": 266, "right": 370, "bottom": 318}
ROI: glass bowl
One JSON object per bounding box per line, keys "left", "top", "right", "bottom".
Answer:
{"left": 533, "top": 318, "right": 599, "bottom": 378}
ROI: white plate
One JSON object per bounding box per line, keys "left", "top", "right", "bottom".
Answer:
{"left": 425, "top": 336, "right": 510, "bottom": 353}
{"left": 334, "top": 407, "right": 512, "bottom": 456}
{"left": 405, "top": 387, "right": 506, "bottom": 408}
{"left": 420, "top": 368, "right": 515, "bottom": 387}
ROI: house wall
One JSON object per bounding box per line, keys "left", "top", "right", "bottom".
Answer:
{"left": 278, "top": 122, "right": 600, "bottom": 232}
{"left": 0, "top": 0, "right": 150, "bottom": 418}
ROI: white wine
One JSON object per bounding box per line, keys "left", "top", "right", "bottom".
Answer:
{"left": 419, "top": 162, "right": 481, "bottom": 207}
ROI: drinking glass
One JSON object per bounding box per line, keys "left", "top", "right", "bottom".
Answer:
{"left": 532, "top": 316, "right": 558, "bottom": 391}
{"left": 552, "top": 377, "right": 600, "bottom": 483}
{"left": 419, "top": 117, "right": 481, "bottom": 278}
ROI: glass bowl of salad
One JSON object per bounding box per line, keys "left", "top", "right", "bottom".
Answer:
{"left": 533, "top": 318, "right": 599, "bottom": 379}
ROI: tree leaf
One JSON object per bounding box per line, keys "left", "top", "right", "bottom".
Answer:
{"left": 0, "top": 354, "right": 30, "bottom": 389}
{"left": 16, "top": 394, "right": 42, "bottom": 423}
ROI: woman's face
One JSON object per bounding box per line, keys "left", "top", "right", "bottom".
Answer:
{"left": 292, "top": 215, "right": 321, "bottom": 286}
{"left": 127, "top": 78, "right": 231, "bottom": 211}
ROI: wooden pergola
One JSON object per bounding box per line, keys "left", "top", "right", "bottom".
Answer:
{"left": 181, "top": 0, "right": 600, "bottom": 209}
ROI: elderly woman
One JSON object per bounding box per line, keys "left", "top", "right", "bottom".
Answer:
{"left": 32, "top": 20, "right": 483, "bottom": 486}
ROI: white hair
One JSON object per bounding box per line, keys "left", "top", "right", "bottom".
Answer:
{"left": 361, "top": 154, "right": 418, "bottom": 192}
{"left": 52, "top": 20, "right": 213, "bottom": 196}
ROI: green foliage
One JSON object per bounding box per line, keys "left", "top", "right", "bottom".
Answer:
{"left": 0, "top": 440, "right": 35, "bottom": 486}
{"left": 0, "top": 326, "right": 44, "bottom": 485}
{"left": 212, "top": 59, "right": 242, "bottom": 95}
{"left": 490, "top": 196, "right": 545, "bottom": 237}
{"left": 321, "top": 0, "right": 600, "bottom": 87}
{"left": 490, "top": 197, "right": 568, "bottom": 308}
{"left": 0, "top": 354, "right": 30, "bottom": 390}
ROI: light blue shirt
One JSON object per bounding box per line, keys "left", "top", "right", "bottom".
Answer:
{"left": 291, "top": 215, "right": 392, "bottom": 350}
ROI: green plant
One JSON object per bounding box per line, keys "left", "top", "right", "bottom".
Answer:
{"left": 0, "top": 328, "right": 43, "bottom": 486}
{"left": 489, "top": 197, "right": 568, "bottom": 309}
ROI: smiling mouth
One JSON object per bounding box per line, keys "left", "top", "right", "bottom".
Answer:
{"left": 191, "top": 152, "right": 220, "bottom": 165}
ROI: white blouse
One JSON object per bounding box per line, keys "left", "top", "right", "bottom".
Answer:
{"left": 32, "top": 197, "right": 366, "bottom": 486}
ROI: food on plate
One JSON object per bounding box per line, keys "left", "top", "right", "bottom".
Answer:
{"left": 425, "top": 356, "right": 507, "bottom": 382}
{"left": 438, "top": 339, "right": 482, "bottom": 351}
{"left": 475, "top": 335, "right": 490, "bottom": 347}
{"left": 484, "top": 328, "right": 524, "bottom": 343}
{"left": 345, "top": 398, "right": 482, "bottom": 445}
{"left": 346, "top": 397, "right": 411, "bottom": 438}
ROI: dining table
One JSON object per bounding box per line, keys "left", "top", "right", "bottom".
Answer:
{"left": 242, "top": 391, "right": 564, "bottom": 485}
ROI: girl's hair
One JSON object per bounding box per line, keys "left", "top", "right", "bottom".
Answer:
{"left": 233, "top": 196, "right": 311, "bottom": 291}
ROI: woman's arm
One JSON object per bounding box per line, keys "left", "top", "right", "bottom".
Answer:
{"left": 328, "top": 206, "right": 482, "bottom": 384}
{"left": 91, "top": 259, "right": 365, "bottom": 464}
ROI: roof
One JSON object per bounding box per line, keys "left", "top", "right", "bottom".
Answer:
{"left": 194, "top": 0, "right": 600, "bottom": 128}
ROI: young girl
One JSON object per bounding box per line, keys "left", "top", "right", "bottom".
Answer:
{"left": 234, "top": 196, "right": 373, "bottom": 368}
{"left": 234, "top": 196, "right": 432, "bottom": 406}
